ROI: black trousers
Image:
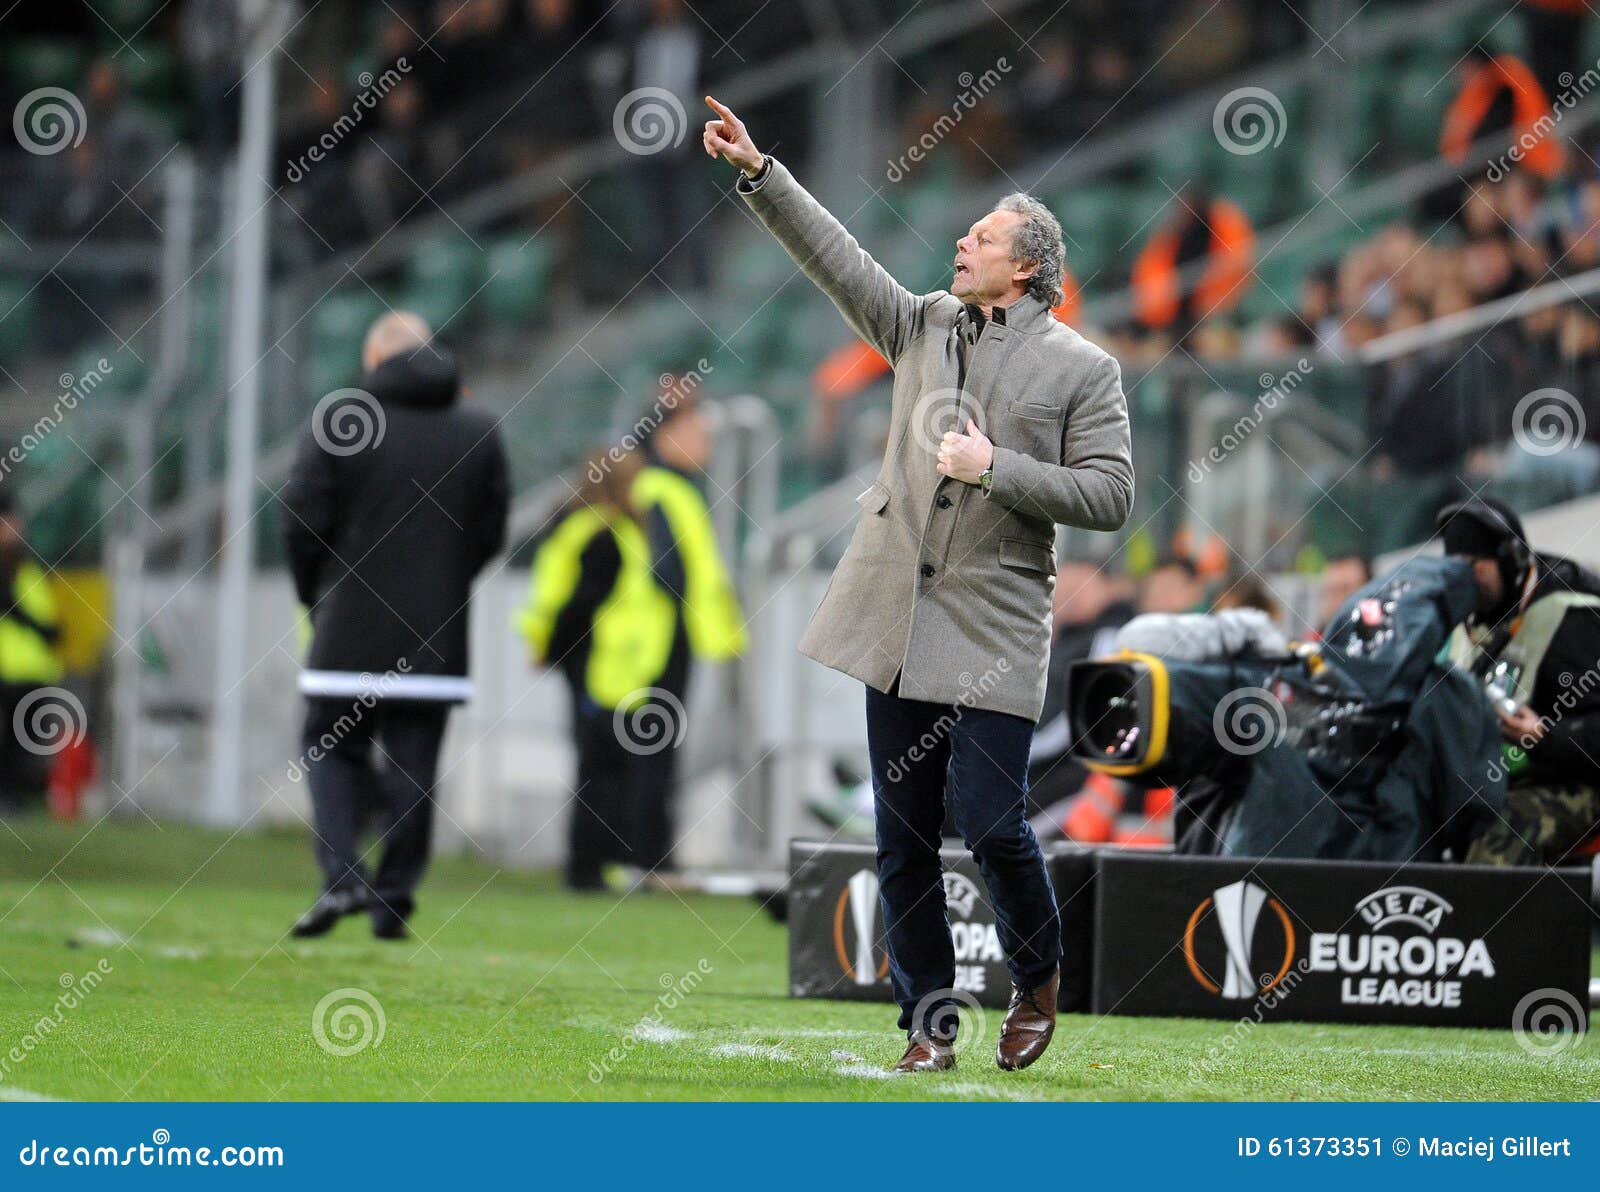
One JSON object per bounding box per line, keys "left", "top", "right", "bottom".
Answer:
{"left": 866, "top": 680, "right": 1061, "bottom": 1039}
{"left": 564, "top": 661, "right": 689, "bottom": 887}
{"left": 302, "top": 697, "right": 451, "bottom": 918}
{"left": 0, "top": 682, "right": 51, "bottom": 810}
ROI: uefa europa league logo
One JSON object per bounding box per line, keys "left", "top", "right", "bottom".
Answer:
{"left": 1185, "top": 878, "right": 1296, "bottom": 999}
{"left": 1214, "top": 879, "right": 1267, "bottom": 999}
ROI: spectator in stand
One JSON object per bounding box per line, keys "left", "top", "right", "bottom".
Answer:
{"left": 1440, "top": 47, "right": 1565, "bottom": 181}
{"left": 627, "top": 0, "right": 706, "bottom": 289}
{"left": 1521, "top": 0, "right": 1591, "bottom": 102}
{"left": 1131, "top": 187, "right": 1254, "bottom": 339}
{"left": 351, "top": 78, "right": 446, "bottom": 241}
{"left": 1316, "top": 553, "right": 1372, "bottom": 629}
{"left": 1140, "top": 555, "right": 1207, "bottom": 615}
{"left": 178, "top": 0, "right": 241, "bottom": 159}
{"left": 82, "top": 57, "right": 160, "bottom": 185}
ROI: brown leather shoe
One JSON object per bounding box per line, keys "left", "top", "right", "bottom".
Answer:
{"left": 892, "top": 1030, "right": 956, "bottom": 1073}
{"left": 996, "top": 968, "right": 1058, "bottom": 1071}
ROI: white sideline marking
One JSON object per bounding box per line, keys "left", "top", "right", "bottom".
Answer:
{"left": 0, "top": 1087, "right": 60, "bottom": 1102}
{"left": 709, "top": 1042, "right": 795, "bottom": 1062}
{"left": 632, "top": 1021, "right": 690, "bottom": 1043}
{"left": 833, "top": 1059, "right": 896, "bottom": 1080}
{"left": 933, "top": 1080, "right": 1030, "bottom": 1102}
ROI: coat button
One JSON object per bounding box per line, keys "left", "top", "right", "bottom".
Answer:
{"left": 936, "top": 495, "right": 952, "bottom": 509}
{"left": 919, "top": 563, "right": 935, "bottom": 578}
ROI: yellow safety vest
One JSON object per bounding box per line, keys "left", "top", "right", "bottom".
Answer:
{"left": 517, "top": 507, "right": 677, "bottom": 710}
{"left": 0, "top": 560, "right": 63, "bottom": 685}
{"left": 632, "top": 466, "right": 748, "bottom": 661}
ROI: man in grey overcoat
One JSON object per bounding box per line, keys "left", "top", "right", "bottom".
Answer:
{"left": 703, "top": 97, "right": 1134, "bottom": 1073}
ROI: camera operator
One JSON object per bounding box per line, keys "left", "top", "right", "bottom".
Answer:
{"left": 1438, "top": 499, "right": 1600, "bottom": 865}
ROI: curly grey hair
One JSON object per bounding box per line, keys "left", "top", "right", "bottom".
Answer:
{"left": 993, "top": 193, "right": 1065, "bottom": 308}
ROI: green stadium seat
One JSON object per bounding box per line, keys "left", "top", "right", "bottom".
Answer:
{"left": 404, "top": 233, "right": 482, "bottom": 332}
{"left": 118, "top": 42, "right": 181, "bottom": 104}
{"left": 96, "top": 0, "right": 165, "bottom": 34}
{"left": 1388, "top": 64, "right": 1452, "bottom": 157}
{"left": 1142, "top": 124, "right": 1208, "bottom": 191}
{"left": 0, "top": 275, "right": 38, "bottom": 361}
{"left": 307, "top": 289, "right": 386, "bottom": 395}
{"left": 482, "top": 235, "right": 555, "bottom": 326}
{"left": 3, "top": 39, "right": 89, "bottom": 95}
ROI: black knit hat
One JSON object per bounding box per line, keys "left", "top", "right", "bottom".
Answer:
{"left": 1436, "top": 497, "right": 1525, "bottom": 559}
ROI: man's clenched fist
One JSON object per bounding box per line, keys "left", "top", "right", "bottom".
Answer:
{"left": 937, "top": 418, "right": 995, "bottom": 485}
{"left": 703, "top": 95, "right": 764, "bottom": 177}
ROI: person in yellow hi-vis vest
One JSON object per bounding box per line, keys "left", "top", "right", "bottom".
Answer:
{"left": 520, "top": 390, "right": 746, "bottom": 889}
{"left": 0, "top": 496, "right": 64, "bottom": 810}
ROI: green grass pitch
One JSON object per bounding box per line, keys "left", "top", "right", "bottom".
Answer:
{"left": 0, "top": 815, "right": 1595, "bottom": 1101}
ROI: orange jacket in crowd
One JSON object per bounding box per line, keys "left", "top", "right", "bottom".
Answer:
{"left": 1440, "top": 53, "right": 1566, "bottom": 178}
{"left": 1131, "top": 199, "right": 1254, "bottom": 330}
{"left": 811, "top": 267, "right": 1082, "bottom": 402}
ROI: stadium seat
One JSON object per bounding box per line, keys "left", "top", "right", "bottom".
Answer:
{"left": 117, "top": 42, "right": 181, "bottom": 105}
{"left": 95, "top": 0, "right": 165, "bottom": 35}
{"left": 3, "top": 38, "right": 89, "bottom": 95}
{"left": 405, "top": 233, "right": 483, "bottom": 332}
{"left": 0, "top": 275, "right": 38, "bottom": 361}
{"left": 307, "top": 289, "right": 387, "bottom": 396}
{"left": 482, "top": 235, "right": 555, "bottom": 327}
{"left": 1388, "top": 64, "right": 1452, "bottom": 156}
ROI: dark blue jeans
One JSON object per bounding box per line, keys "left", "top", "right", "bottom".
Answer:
{"left": 866, "top": 682, "right": 1061, "bottom": 1039}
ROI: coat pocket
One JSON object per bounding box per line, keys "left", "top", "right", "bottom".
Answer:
{"left": 998, "top": 536, "right": 1054, "bottom": 575}
{"left": 1007, "top": 400, "right": 1061, "bottom": 422}
{"left": 855, "top": 483, "right": 890, "bottom": 515}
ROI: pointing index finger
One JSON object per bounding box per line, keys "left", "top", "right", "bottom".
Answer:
{"left": 704, "top": 95, "right": 736, "bottom": 124}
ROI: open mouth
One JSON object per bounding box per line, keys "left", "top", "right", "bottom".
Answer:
{"left": 953, "top": 262, "right": 970, "bottom": 278}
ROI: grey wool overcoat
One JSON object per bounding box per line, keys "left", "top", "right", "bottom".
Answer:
{"left": 738, "top": 159, "right": 1134, "bottom": 721}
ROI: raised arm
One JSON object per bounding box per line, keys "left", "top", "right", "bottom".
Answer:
{"left": 703, "top": 95, "right": 922, "bottom": 362}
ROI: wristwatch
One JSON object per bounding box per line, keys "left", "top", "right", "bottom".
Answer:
{"left": 978, "top": 466, "right": 994, "bottom": 495}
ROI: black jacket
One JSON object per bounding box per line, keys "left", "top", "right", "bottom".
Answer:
{"left": 282, "top": 348, "right": 509, "bottom": 699}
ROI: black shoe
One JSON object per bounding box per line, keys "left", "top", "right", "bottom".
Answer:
{"left": 289, "top": 889, "right": 367, "bottom": 938}
{"left": 370, "top": 902, "right": 410, "bottom": 940}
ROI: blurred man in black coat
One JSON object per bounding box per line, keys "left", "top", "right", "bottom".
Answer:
{"left": 282, "top": 312, "right": 509, "bottom": 939}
